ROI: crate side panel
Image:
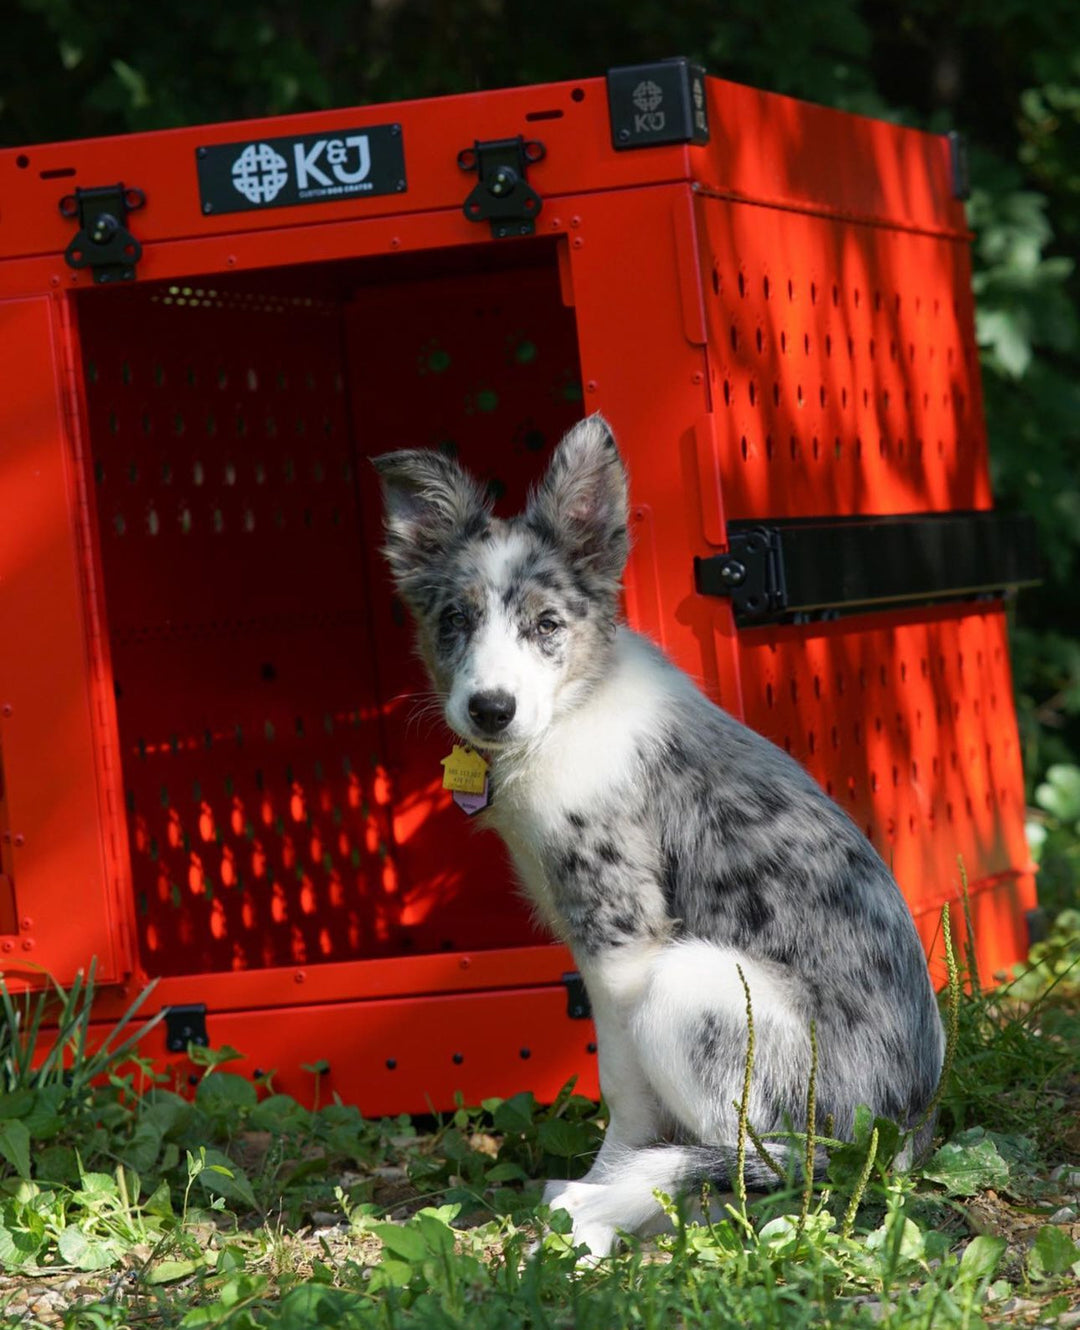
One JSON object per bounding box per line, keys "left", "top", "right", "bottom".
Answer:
{"left": 737, "top": 603, "right": 1032, "bottom": 974}
{"left": 0, "top": 296, "right": 127, "bottom": 982}
{"left": 699, "top": 197, "right": 990, "bottom": 519}
{"left": 143, "top": 984, "right": 600, "bottom": 1116}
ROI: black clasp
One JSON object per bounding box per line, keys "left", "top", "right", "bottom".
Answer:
{"left": 164, "top": 1003, "right": 208, "bottom": 1052}
{"left": 457, "top": 137, "right": 544, "bottom": 239}
{"left": 562, "top": 971, "right": 592, "bottom": 1020}
{"left": 60, "top": 184, "right": 145, "bottom": 284}
{"left": 696, "top": 526, "right": 787, "bottom": 621}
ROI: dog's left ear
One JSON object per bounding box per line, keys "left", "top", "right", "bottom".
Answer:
{"left": 526, "top": 414, "right": 629, "bottom": 587}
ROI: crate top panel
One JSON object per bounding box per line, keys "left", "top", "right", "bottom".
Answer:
{"left": 0, "top": 70, "right": 966, "bottom": 282}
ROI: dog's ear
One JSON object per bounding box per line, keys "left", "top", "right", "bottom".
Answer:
{"left": 526, "top": 414, "right": 629, "bottom": 587}
{"left": 371, "top": 450, "right": 492, "bottom": 600}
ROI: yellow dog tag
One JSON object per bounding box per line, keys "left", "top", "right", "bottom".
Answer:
{"left": 440, "top": 744, "right": 489, "bottom": 795}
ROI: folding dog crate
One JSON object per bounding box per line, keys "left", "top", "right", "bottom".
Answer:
{"left": 0, "top": 62, "right": 1038, "bottom": 1113}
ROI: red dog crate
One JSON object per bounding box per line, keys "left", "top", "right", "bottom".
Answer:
{"left": 0, "top": 62, "right": 1038, "bottom": 1113}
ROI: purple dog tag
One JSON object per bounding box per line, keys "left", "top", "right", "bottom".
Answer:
{"left": 453, "top": 779, "right": 490, "bottom": 816}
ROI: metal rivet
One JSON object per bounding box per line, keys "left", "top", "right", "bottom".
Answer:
{"left": 197, "top": 147, "right": 207, "bottom": 158}
{"left": 386, "top": 1058, "right": 397, "bottom": 1070}
{"left": 618, "top": 129, "right": 631, "bottom": 141}
{"left": 203, "top": 202, "right": 213, "bottom": 214}
{"left": 294, "top": 969, "right": 306, "bottom": 983}
{"left": 452, "top": 1052, "right": 464, "bottom": 1065}
{"left": 519, "top": 1048, "right": 531, "bottom": 1060}
{"left": 720, "top": 560, "right": 747, "bottom": 587}
{"left": 586, "top": 1042, "right": 597, "bottom": 1055}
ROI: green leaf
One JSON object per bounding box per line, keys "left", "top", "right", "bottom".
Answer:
{"left": 537, "top": 1118, "right": 595, "bottom": 1159}
{"left": 0, "top": 1090, "right": 35, "bottom": 1121}
{"left": 57, "top": 1225, "right": 122, "bottom": 1271}
{"left": 250, "top": 1094, "right": 310, "bottom": 1133}
{"left": 0, "top": 1121, "right": 31, "bottom": 1180}
{"left": 955, "top": 1235, "right": 1006, "bottom": 1287}
{"left": 22, "top": 1084, "right": 67, "bottom": 1141}
{"left": 923, "top": 1131, "right": 1010, "bottom": 1196}
{"left": 415, "top": 1212, "right": 455, "bottom": 1256}
{"left": 485, "top": 1161, "right": 529, "bottom": 1183}
{"left": 492, "top": 1093, "right": 538, "bottom": 1134}
{"left": 372, "top": 1222, "right": 428, "bottom": 1264}
{"left": 1036, "top": 764, "right": 1080, "bottom": 822}
{"left": 0, "top": 1220, "right": 43, "bottom": 1269}
{"left": 1029, "top": 1225, "right": 1080, "bottom": 1279}
{"left": 195, "top": 1073, "right": 257, "bottom": 1116}
{"left": 146, "top": 1258, "right": 203, "bottom": 1284}
{"left": 195, "top": 1149, "right": 257, "bottom": 1209}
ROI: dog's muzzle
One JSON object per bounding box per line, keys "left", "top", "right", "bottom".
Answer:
{"left": 467, "top": 690, "right": 516, "bottom": 736}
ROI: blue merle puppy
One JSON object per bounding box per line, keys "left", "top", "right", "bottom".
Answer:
{"left": 374, "top": 415, "right": 945, "bottom": 1256}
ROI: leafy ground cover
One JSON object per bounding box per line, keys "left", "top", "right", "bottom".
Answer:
{"left": 0, "top": 910, "right": 1076, "bottom": 1330}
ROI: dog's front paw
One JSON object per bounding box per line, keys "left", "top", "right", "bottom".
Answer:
{"left": 542, "top": 1178, "right": 616, "bottom": 1260}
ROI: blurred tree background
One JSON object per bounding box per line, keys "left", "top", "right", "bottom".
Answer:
{"left": 3, "top": 0, "right": 1079, "bottom": 907}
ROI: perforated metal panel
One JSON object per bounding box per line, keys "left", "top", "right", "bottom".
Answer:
{"left": 699, "top": 196, "right": 991, "bottom": 519}
{"left": 738, "top": 603, "right": 1027, "bottom": 909}
{"left": 76, "top": 248, "right": 583, "bottom": 977}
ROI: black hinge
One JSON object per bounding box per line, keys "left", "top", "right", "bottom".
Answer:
{"left": 947, "top": 131, "right": 970, "bottom": 201}
{"left": 59, "top": 184, "right": 145, "bottom": 284}
{"left": 696, "top": 511, "right": 1040, "bottom": 626}
{"left": 457, "top": 137, "right": 545, "bottom": 239}
{"left": 164, "top": 1004, "right": 208, "bottom": 1053}
{"left": 562, "top": 972, "right": 592, "bottom": 1020}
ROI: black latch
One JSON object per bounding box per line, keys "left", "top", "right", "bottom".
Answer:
{"left": 457, "top": 137, "right": 544, "bottom": 239}
{"left": 562, "top": 971, "right": 592, "bottom": 1020}
{"left": 697, "top": 526, "right": 786, "bottom": 620}
{"left": 59, "top": 184, "right": 145, "bottom": 284}
{"left": 164, "top": 1003, "right": 208, "bottom": 1053}
{"left": 697, "top": 511, "right": 1040, "bottom": 626}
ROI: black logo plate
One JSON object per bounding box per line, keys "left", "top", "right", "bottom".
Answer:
{"left": 196, "top": 124, "right": 406, "bottom": 215}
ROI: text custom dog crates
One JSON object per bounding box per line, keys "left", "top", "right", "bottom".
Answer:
{"left": 0, "top": 63, "right": 1038, "bottom": 1112}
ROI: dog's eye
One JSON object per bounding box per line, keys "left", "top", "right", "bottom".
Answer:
{"left": 536, "top": 617, "right": 560, "bottom": 637}
{"left": 445, "top": 609, "right": 468, "bottom": 630}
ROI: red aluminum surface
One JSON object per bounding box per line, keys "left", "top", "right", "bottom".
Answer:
{"left": 0, "top": 71, "right": 1037, "bottom": 1113}
{"left": 98, "top": 983, "right": 601, "bottom": 1118}
{"left": 0, "top": 295, "right": 130, "bottom": 982}
{"left": 0, "top": 74, "right": 963, "bottom": 289}
{"left": 735, "top": 603, "right": 1034, "bottom": 942}
{"left": 698, "top": 195, "right": 991, "bottom": 519}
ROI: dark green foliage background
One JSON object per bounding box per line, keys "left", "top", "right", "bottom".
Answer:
{"left": 3, "top": 0, "right": 1078, "bottom": 905}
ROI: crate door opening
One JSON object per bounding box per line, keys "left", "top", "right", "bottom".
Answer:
{"left": 76, "top": 243, "right": 585, "bottom": 980}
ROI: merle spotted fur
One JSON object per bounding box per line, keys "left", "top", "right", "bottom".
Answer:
{"left": 374, "top": 416, "right": 945, "bottom": 1257}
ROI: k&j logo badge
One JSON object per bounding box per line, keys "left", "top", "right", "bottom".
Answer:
{"left": 197, "top": 124, "right": 406, "bottom": 216}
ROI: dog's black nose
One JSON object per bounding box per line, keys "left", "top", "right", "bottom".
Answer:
{"left": 467, "top": 690, "right": 516, "bottom": 736}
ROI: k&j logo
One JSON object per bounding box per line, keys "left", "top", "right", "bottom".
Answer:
{"left": 230, "top": 135, "right": 372, "bottom": 205}
{"left": 631, "top": 79, "right": 666, "bottom": 133}
{"left": 202, "top": 123, "right": 403, "bottom": 215}
{"left": 293, "top": 136, "right": 372, "bottom": 193}
{"left": 231, "top": 143, "right": 289, "bottom": 204}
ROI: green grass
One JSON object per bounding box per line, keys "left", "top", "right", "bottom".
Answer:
{"left": 0, "top": 911, "right": 1076, "bottom": 1330}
